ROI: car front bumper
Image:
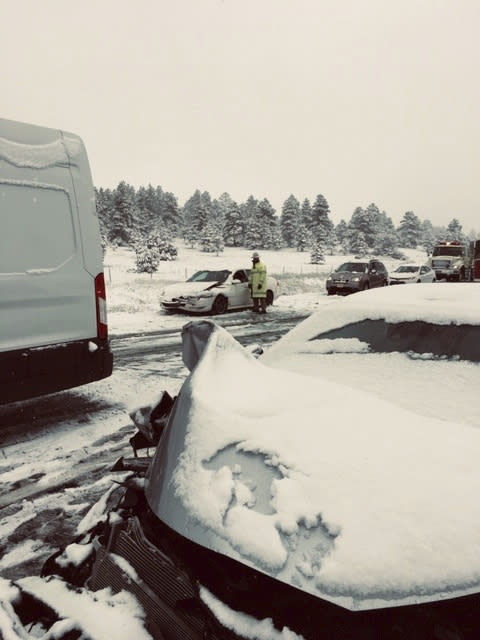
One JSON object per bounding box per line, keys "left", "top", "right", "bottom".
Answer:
{"left": 162, "top": 299, "right": 213, "bottom": 313}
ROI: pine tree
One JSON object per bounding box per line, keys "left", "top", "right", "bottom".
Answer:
{"left": 397, "top": 211, "right": 421, "bottom": 248}
{"left": 349, "top": 230, "right": 369, "bottom": 256}
{"left": 135, "top": 244, "right": 160, "bottom": 274}
{"left": 200, "top": 222, "right": 224, "bottom": 254}
{"left": 295, "top": 220, "right": 311, "bottom": 252}
{"left": 311, "top": 194, "right": 334, "bottom": 245}
{"left": 300, "top": 198, "right": 313, "bottom": 230}
{"left": 95, "top": 187, "right": 115, "bottom": 247}
{"left": 335, "top": 220, "right": 348, "bottom": 247}
{"left": 295, "top": 199, "right": 313, "bottom": 251}
{"left": 223, "top": 198, "right": 244, "bottom": 246}
{"left": 364, "top": 203, "right": 382, "bottom": 248}
{"left": 373, "top": 231, "right": 400, "bottom": 257}
{"left": 280, "top": 195, "right": 300, "bottom": 248}
{"left": 446, "top": 218, "right": 464, "bottom": 242}
{"left": 110, "top": 181, "right": 138, "bottom": 246}
{"left": 420, "top": 220, "right": 436, "bottom": 254}
{"left": 347, "top": 206, "right": 375, "bottom": 250}
{"left": 161, "top": 191, "right": 181, "bottom": 235}
{"left": 310, "top": 240, "right": 325, "bottom": 264}
{"left": 243, "top": 196, "right": 262, "bottom": 248}
{"left": 135, "top": 229, "right": 178, "bottom": 271}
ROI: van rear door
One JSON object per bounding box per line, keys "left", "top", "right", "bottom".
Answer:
{"left": 0, "top": 121, "right": 98, "bottom": 351}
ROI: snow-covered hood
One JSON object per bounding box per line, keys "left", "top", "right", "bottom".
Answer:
{"left": 146, "top": 309, "right": 480, "bottom": 612}
{"left": 161, "top": 281, "right": 220, "bottom": 298}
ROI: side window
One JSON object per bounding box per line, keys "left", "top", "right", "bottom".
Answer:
{"left": 0, "top": 183, "right": 76, "bottom": 273}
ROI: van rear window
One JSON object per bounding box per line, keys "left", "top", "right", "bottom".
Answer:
{"left": 0, "top": 183, "right": 76, "bottom": 273}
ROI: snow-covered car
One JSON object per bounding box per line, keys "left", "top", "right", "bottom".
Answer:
{"left": 389, "top": 263, "right": 436, "bottom": 284}
{"left": 10, "top": 284, "right": 480, "bottom": 639}
{"left": 160, "top": 268, "right": 280, "bottom": 314}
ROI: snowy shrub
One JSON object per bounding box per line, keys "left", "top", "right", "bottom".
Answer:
{"left": 310, "top": 241, "right": 325, "bottom": 264}
{"left": 135, "top": 231, "right": 178, "bottom": 273}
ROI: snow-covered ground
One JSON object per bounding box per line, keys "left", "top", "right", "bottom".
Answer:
{"left": 3, "top": 243, "right": 462, "bottom": 640}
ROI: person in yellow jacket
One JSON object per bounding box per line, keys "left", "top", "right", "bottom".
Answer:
{"left": 248, "top": 251, "right": 267, "bottom": 313}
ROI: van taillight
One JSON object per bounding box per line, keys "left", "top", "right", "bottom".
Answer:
{"left": 95, "top": 273, "right": 108, "bottom": 339}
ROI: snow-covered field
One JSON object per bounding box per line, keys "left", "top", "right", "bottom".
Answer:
{"left": 3, "top": 243, "right": 458, "bottom": 640}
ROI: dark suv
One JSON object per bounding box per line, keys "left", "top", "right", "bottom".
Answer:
{"left": 326, "top": 259, "right": 388, "bottom": 295}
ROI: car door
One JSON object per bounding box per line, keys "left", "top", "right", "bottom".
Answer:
{"left": 231, "top": 269, "right": 251, "bottom": 308}
{"left": 419, "top": 266, "right": 429, "bottom": 282}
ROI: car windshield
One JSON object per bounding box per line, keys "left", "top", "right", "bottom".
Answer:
{"left": 432, "top": 246, "right": 463, "bottom": 257}
{"left": 336, "top": 262, "right": 367, "bottom": 273}
{"left": 394, "top": 265, "right": 419, "bottom": 273}
{"left": 187, "top": 270, "right": 230, "bottom": 283}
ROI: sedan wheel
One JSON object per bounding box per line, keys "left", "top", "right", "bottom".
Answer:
{"left": 211, "top": 295, "right": 228, "bottom": 315}
{"left": 266, "top": 290, "right": 274, "bottom": 306}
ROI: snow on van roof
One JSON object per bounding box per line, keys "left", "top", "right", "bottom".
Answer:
{"left": 0, "top": 135, "right": 82, "bottom": 169}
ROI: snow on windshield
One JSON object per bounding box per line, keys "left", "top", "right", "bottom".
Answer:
{"left": 149, "top": 310, "right": 480, "bottom": 609}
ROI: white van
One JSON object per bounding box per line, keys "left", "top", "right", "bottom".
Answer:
{"left": 0, "top": 118, "right": 113, "bottom": 404}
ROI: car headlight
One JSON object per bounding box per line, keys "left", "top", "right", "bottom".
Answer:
{"left": 352, "top": 276, "right": 360, "bottom": 282}
{"left": 326, "top": 277, "right": 332, "bottom": 282}
{"left": 197, "top": 292, "right": 216, "bottom": 299}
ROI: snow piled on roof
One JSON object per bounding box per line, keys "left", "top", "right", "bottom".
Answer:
{"left": 0, "top": 135, "right": 81, "bottom": 169}
{"left": 166, "top": 319, "right": 480, "bottom": 609}
{"left": 263, "top": 283, "right": 480, "bottom": 363}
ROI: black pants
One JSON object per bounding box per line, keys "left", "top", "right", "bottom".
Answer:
{"left": 253, "top": 297, "right": 267, "bottom": 312}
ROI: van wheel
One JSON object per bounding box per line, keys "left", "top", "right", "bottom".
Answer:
{"left": 211, "top": 295, "right": 228, "bottom": 315}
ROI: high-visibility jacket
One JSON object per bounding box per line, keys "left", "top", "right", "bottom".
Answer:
{"left": 249, "top": 261, "right": 267, "bottom": 297}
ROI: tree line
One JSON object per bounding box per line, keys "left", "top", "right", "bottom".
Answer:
{"left": 95, "top": 181, "right": 476, "bottom": 271}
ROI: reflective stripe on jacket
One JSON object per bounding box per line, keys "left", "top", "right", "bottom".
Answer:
{"left": 249, "top": 261, "right": 267, "bottom": 297}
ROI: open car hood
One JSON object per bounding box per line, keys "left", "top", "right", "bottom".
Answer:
{"left": 145, "top": 316, "right": 480, "bottom": 612}
{"left": 161, "top": 281, "right": 219, "bottom": 297}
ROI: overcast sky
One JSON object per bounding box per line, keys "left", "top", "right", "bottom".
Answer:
{"left": 3, "top": 0, "right": 479, "bottom": 230}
